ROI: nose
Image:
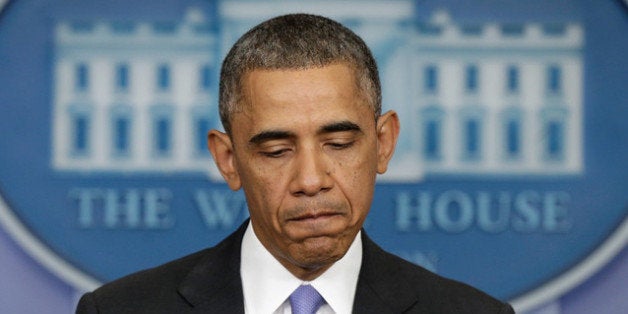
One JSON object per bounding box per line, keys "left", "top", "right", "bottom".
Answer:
{"left": 290, "top": 145, "right": 333, "bottom": 197}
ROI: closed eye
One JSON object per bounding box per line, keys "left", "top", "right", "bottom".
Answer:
{"left": 327, "top": 141, "right": 355, "bottom": 150}
{"left": 260, "top": 148, "right": 291, "bottom": 158}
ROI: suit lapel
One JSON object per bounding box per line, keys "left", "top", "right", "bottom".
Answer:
{"left": 353, "top": 232, "right": 420, "bottom": 313}
{"left": 353, "top": 277, "right": 399, "bottom": 313}
{"left": 177, "top": 221, "right": 248, "bottom": 313}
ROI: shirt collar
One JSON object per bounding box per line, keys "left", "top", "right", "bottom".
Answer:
{"left": 308, "top": 228, "right": 362, "bottom": 314}
{"left": 240, "top": 221, "right": 362, "bottom": 314}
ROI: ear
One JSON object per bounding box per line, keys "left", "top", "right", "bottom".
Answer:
{"left": 375, "top": 110, "right": 400, "bottom": 174}
{"left": 207, "top": 130, "right": 242, "bottom": 190}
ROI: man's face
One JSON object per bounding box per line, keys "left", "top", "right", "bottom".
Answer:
{"left": 209, "top": 63, "right": 398, "bottom": 279}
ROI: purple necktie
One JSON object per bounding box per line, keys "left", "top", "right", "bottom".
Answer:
{"left": 289, "top": 284, "right": 325, "bottom": 314}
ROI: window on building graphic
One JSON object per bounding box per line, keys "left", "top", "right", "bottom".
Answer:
{"left": 423, "top": 65, "right": 438, "bottom": 94}
{"left": 192, "top": 106, "right": 212, "bottom": 156}
{"left": 155, "top": 117, "right": 171, "bottom": 155}
{"left": 506, "top": 66, "right": 519, "bottom": 94}
{"left": 463, "top": 118, "right": 482, "bottom": 160}
{"left": 417, "top": 23, "right": 442, "bottom": 35}
{"left": 116, "top": 64, "right": 129, "bottom": 91}
{"left": 157, "top": 64, "right": 170, "bottom": 91}
{"left": 111, "top": 22, "right": 135, "bottom": 34}
{"left": 151, "top": 105, "right": 174, "bottom": 157}
{"left": 506, "top": 119, "right": 521, "bottom": 158}
{"left": 113, "top": 116, "right": 131, "bottom": 156}
{"left": 72, "top": 114, "right": 90, "bottom": 155}
{"left": 542, "top": 24, "right": 567, "bottom": 36}
{"left": 110, "top": 105, "right": 133, "bottom": 157}
{"left": 425, "top": 120, "right": 441, "bottom": 160}
{"left": 460, "top": 25, "right": 483, "bottom": 36}
{"left": 540, "top": 106, "right": 568, "bottom": 162}
{"left": 547, "top": 65, "right": 562, "bottom": 94}
{"left": 75, "top": 63, "right": 89, "bottom": 91}
{"left": 200, "top": 64, "right": 212, "bottom": 92}
{"left": 502, "top": 107, "right": 523, "bottom": 160}
{"left": 195, "top": 117, "right": 211, "bottom": 155}
{"left": 152, "top": 22, "right": 177, "bottom": 34}
{"left": 546, "top": 120, "right": 564, "bottom": 160}
{"left": 501, "top": 24, "right": 525, "bottom": 36}
{"left": 421, "top": 106, "right": 444, "bottom": 160}
{"left": 465, "top": 65, "right": 479, "bottom": 93}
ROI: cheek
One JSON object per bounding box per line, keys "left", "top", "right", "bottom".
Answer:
{"left": 344, "top": 152, "right": 377, "bottom": 183}
{"left": 337, "top": 159, "right": 376, "bottom": 218}
{"left": 241, "top": 167, "right": 286, "bottom": 220}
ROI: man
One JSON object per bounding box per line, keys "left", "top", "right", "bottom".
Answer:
{"left": 76, "top": 14, "right": 514, "bottom": 314}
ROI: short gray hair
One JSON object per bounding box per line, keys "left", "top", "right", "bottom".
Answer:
{"left": 219, "top": 13, "right": 381, "bottom": 134}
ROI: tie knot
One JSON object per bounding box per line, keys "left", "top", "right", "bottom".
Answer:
{"left": 289, "top": 284, "right": 325, "bottom": 314}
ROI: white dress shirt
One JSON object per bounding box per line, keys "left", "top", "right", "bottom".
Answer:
{"left": 241, "top": 221, "right": 362, "bottom": 314}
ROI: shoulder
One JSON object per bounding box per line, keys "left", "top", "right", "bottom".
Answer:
{"left": 76, "top": 222, "right": 248, "bottom": 313}
{"left": 98, "top": 247, "right": 210, "bottom": 294}
{"left": 76, "top": 247, "right": 212, "bottom": 313}
{"left": 358, "top": 234, "right": 514, "bottom": 314}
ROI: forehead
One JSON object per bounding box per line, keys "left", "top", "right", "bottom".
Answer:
{"left": 227, "top": 64, "right": 376, "bottom": 141}
{"left": 240, "top": 64, "right": 367, "bottom": 116}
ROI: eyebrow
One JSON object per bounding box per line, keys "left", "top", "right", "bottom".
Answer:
{"left": 249, "top": 130, "right": 295, "bottom": 145}
{"left": 319, "top": 120, "right": 362, "bottom": 134}
{"left": 248, "top": 120, "right": 363, "bottom": 145}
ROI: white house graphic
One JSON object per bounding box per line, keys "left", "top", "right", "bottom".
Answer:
{"left": 52, "top": 8, "right": 218, "bottom": 173}
{"left": 385, "top": 10, "right": 584, "bottom": 179}
{"left": 51, "top": 2, "right": 583, "bottom": 181}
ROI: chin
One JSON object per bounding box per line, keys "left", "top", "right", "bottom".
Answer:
{"left": 296, "top": 236, "right": 347, "bottom": 265}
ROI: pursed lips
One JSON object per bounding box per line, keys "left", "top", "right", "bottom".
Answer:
{"left": 289, "top": 211, "right": 343, "bottom": 221}
{"left": 283, "top": 201, "right": 348, "bottom": 226}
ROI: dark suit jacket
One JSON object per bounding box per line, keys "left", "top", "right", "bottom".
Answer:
{"left": 76, "top": 221, "right": 514, "bottom": 313}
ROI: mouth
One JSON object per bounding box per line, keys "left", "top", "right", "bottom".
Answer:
{"left": 283, "top": 208, "right": 348, "bottom": 239}
{"left": 289, "top": 211, "right": 342, "bottom": 222}
{"left": 284, "top": 202, "right": 348, "bottom": 230}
